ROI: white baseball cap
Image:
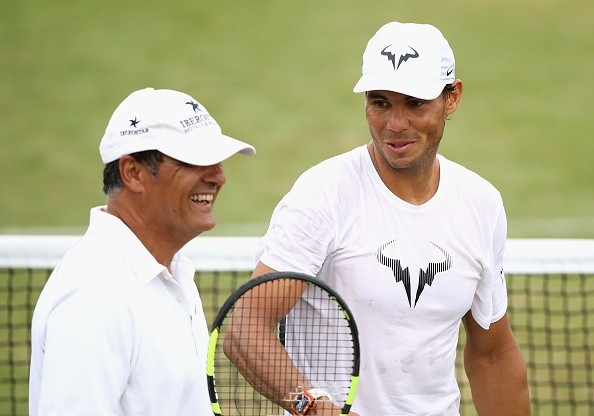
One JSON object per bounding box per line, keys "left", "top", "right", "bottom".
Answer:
{"left": 353, "top": 22, "right": 456, "bottom": 100}
{"left": 99, "top": 88, "right": 255, "bottom": 165}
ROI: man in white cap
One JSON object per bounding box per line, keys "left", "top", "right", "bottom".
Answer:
{"left": 29, "top": 88, "right": 255, "bottom": 416}
{"left": 237, "top": 22, "right": 530, "bottom": 415}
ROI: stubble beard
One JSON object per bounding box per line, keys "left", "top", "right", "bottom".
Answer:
{"left": 370, "top": 130, "right": 443, "bottom": 176}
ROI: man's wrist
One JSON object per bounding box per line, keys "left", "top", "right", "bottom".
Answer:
{"left": 291, "top": 388, "right": 333, "bottom": 415}
{"left": 308, "top": 388, "right": 333, "bottom": 401}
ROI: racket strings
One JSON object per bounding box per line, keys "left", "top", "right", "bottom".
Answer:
{"left": 212, "top": 280, "right": 356, "bottom": 415}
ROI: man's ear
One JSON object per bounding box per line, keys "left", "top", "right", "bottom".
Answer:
{"left": 445, "top": 79, "right": 463, "bottom": 117}
{"left": 118, "top": 155, "right": 145, "bottom": 193}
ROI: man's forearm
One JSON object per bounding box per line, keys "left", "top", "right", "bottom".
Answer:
{"left": 465, "top": 342, "right": 531, "bottom": 415}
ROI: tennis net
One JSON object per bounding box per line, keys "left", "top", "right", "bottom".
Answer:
{"left": 1, "top": 236, "right": 593, "bottom": 415}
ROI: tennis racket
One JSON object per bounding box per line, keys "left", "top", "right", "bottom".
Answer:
{"left": 207, "top": 271, "right": 360, "bottom": 415}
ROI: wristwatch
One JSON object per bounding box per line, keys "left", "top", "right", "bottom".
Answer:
{"left": 291, "top": 389, "right": 333, "bottom": 415}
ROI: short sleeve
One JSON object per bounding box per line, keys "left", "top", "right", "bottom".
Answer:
{"left": 470, "top": 202, "right": 508, "bottom": 329}
{"left": 258, "top": 171, "right": 335, "bottom": 276}
{"left": 35, "top": 285, "right": 135, "bottom": 414}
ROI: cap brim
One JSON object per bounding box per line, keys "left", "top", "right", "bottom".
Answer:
{"left": 353, "top": 75, "right": 447, "bottom": 100}
{"left": 160, "top": 134, "right": 255, "bottom": 166}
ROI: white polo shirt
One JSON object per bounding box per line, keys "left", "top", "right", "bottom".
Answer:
{"left": 30, "top": 207, "right": 211, "bottom": 416}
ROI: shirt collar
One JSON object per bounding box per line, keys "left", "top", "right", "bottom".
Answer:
{"left": 87, "top": 206, "right": 193, "bottom": 285}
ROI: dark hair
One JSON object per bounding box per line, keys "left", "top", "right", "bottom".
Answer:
{"left": 442, "top": 83, "right": 456, "bottom": 98}
{"left": 102, "top": 150, "right": 164, "bottom": 196}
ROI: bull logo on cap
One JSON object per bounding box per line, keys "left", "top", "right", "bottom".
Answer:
{"left": 380, "top": 44, "right": 419, "bottom": 70}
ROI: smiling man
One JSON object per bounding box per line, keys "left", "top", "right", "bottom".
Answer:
{"left": 240, "top": 22, "right": 530, "bottom": 415}
{"left": 29, "top": 88, "right": 255, "bottom": 416}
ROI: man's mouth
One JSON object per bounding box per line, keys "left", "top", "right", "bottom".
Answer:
{"left": 190, "top": 194, "right": 214, "bottom": 204}
{"left": 386, "top": 140, "right": 415, "bottom": 154}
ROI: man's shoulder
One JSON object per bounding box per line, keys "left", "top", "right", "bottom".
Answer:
{"left": 298, "top": 146, "right": 368, "bottom": 184}
{"left": 440, "top": 155, "right": 500, "bottom": 193}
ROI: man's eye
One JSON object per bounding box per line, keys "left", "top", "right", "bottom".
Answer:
{"left": 407, "top": 99, "right": 425, "bottom": 108}
{"left": 371, "top": 100, "right": 388, "bottom": 108}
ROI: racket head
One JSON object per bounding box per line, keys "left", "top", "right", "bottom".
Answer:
{"left": 206, "top": 271, "right": 360, "bottom": 416}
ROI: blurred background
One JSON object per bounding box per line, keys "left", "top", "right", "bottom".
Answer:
{"left": 2, "top": 0, "right": 593, "bottom": 238}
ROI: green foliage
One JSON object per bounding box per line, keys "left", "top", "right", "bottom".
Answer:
{"left": 2, "top": 0, "right": 593, "bottom": 237}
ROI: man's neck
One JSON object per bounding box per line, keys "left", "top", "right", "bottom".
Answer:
{"left": 105, "top": 201, "right": 180, "bottom": 271}
{"left": 367, "top": 143, "right": 440, "bottom": 205}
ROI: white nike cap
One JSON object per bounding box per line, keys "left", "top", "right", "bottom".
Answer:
{"left": 100, "top": 88, "right": 255, "bottom": 165}
{"left": 353, "top": 22, "right": 456, "bottom": 100}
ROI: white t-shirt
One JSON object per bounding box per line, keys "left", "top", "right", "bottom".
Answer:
{"left": 29, "top": 207, "right": 211, "bottom": 416}
{"left": 258, "top": 146, "right": 508, "bottom": 415}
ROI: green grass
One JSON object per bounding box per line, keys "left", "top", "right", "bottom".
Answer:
{"left": 1, "top": 0, "right": 593, "bottom": 238}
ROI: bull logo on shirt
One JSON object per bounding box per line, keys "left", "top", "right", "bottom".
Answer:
{"left": 376, "top": 240, "right": 452, "bottom": 307}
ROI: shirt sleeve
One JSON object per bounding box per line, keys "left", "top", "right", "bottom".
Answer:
{"left": 490, "top": 204, "right": 509, "bottom": 321}
{"left": 470, "top": 203, "right": 509, "bottom": 329}
{"left": 258, "top": 171, "right": 335, "bottom": 276}
{"left": 36, "top": 285, "right": 135, "bottom": 415}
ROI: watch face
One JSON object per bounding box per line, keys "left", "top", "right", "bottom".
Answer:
{"left": 294, "top": 394, "right": 309, "bottom": 412}
{"left": 293, "top": 391, "right": 314, "bottom": 415}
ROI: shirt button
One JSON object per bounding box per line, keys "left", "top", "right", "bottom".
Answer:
{"left": 176, "top": 296, "right": 184, "bottom": 303}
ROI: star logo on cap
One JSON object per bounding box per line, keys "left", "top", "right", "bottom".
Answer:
{"left": 129, "top": 117, "right": 140, "bottom": 128}
{"left": 381, "top": 44, "right": 419, "bottom": 70}
{"left": 185, "top": 101, "right": 201, "bottom": 113}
